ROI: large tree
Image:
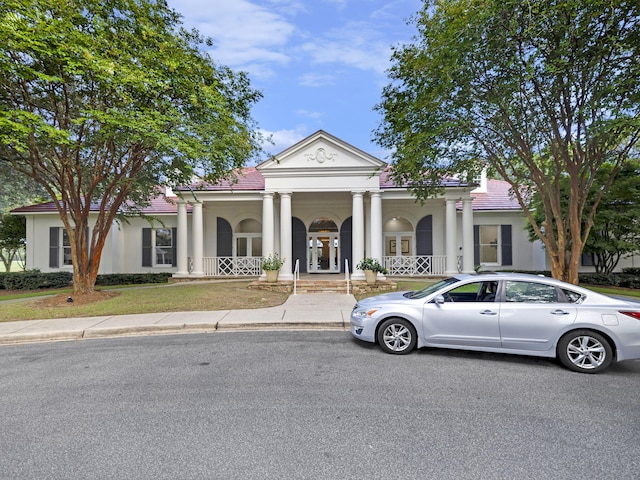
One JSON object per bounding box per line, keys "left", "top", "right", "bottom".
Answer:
{"left": 0, "top": 213, "right": 26, "bottom": 272}
{"left": 375, "top": 0, "right": 640, "bottom": 283}
{"left": 0, "top": 161, "right": 48, "bottom": 213}
{"left": 527, "top": 161, "right": 640, "bottom": 274}
{"left": 0, "top": 0, "right": 263, "bottom": 293}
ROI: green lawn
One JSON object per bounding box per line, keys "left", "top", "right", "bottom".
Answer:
{"left": 0, "top": 278, "right": 637, "bottom": 323}
{"left": 0, "top": 282, "right": 289, "bottom": 322}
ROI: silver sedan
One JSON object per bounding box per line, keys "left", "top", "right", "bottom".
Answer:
{"left": 350, "top": 273, "right": 640, "bottom": 373}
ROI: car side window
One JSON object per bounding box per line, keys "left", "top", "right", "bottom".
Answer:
{"left": 562, "top": 288, "right": 585, "bottom": 304}
{"left": 443, "top": 282, "right": 494, "bottom": 302}
{"left": 505, "top": 281, "right": 558, "bottom": 303}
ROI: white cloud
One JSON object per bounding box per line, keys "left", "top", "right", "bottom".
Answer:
{"left": 260, "top": 127, "right": 309, "bottom": 154}
{"left": 168, "top": 0, "right": 297, "bottom": 78}
{"left": 298, "top": 73, "right": 336, "bottom": 87}
{"left": 296, "top": 110, "right": 323, "bottom": 120}
{"left": 298, "top": 21, "right": 393, "bottom": 74}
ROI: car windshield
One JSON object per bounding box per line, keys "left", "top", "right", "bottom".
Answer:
{"left": 408, "top": 277, "right": 459, "bottom": 299}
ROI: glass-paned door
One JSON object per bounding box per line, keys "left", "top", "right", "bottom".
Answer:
{"left": 308, "top": 234, "right": 340, "bottom": 273}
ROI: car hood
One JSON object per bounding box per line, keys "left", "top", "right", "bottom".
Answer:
{"left": 357, "top": 291, "right": 413, "bottom": 307}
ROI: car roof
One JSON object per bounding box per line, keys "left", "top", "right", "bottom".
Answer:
{"left": 454, "top": 272, "right": 576, "bottom": 288}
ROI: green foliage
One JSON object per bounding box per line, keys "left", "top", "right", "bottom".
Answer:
{"left": 356, "top": 257, "right": 388, "bottom": 274}
{"left": 0, "top": 162, "right": 48, "bottom": 212}
{"left": 0, "top": 213, "right": 26, "bottom": 271}
{"left": 0, "top": 271, "right": 72, "bottom": 290}
{"left": 0, "top": 0, "right": 264, "bottom": 292}
{"left": 578, "top": 273, "right": 640, "bottom": 289}
{"left": 0, "top": 271, "right": 171, "bottom": 289}
{"left": 526, "top": 161, "right": 640, "bottom": 274}
{"left": 375, "top": 0, "right": 640, "bottom": 283}
{"left": 261, "top": 253, "right": 284, "bottom": 271}
{"left": 95, "top": 273, "right": 172, "bottom": 286}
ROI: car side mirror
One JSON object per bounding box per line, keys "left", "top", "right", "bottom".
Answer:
{"left": 433, "top": 295, "right": 445, "bottom": 305}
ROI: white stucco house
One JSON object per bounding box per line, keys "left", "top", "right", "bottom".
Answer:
{"left": 13, "top": 130, "right": 574, "bottom": 280}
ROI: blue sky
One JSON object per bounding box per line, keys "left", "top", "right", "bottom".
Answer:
{"left": 166, "top": 0, "right": 423, "bottom": 162}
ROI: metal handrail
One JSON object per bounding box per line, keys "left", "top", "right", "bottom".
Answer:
{"left": 344, "top": 259, "right": 350, "bottom": 295}
{"left": 293, "top": 259, "right": 300, "bottom": 295}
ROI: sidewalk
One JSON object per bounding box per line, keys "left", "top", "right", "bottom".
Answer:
{"left": 0, "top": 293, "right": 357, "bottom": 345}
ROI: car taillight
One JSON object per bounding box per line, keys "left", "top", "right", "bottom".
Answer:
{"left": 619, "top": 311, "right": 640, "bottom": 320}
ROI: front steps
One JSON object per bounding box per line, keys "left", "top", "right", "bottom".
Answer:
{"left": 248, "top": 278, "right": 397, "bottom": 295}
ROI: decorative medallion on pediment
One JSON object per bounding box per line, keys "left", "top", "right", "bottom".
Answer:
{"left": 305, "top": 147, "right": 338, "bottom": 164}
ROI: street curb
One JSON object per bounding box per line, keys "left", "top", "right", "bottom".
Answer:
{"left": 0, "top": 322, "right": 349, "bottom": 345}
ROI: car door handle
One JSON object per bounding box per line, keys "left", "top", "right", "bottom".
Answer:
{"left": 550, "top": 310, "right": 570, "bottom": 315}
{"left": 480, "top": 310, "right": 497, "bottom": 315}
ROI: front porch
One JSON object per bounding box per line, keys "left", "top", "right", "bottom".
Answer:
{"left": 183, "top": 255, "right": 451, "bottom": 278}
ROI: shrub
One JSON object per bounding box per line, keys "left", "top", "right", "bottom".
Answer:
{"left": 95, "top": 273, "right": 173, "bottom": 286}
{"left": 356, "top": 257, "right": 388, "bottom": 274}
{"left": 0, "top": 271, "right": 73, "bottom": 290}
{"left": 261, "top": 253, "right": 284, "bottom": 271}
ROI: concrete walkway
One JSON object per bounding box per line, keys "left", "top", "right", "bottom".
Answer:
{"left": 0, "top": 293, "right": 357, "bottom": 345}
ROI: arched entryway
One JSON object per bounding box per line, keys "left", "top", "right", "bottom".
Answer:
{"left": 384, "top": 217, "right": 414, "bottom": 257}
{"left": 308, "top": 218, "right": 340, "bottom": 273}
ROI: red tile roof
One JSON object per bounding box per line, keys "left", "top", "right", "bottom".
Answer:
{"left": 470, "top": 179, "right": 521, "bottom": 211}
{"left": 12, "top": 171, "right": 520, "bottom": 213}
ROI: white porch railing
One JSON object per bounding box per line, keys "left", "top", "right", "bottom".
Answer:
{"left": 383, "top": 255, "right": 447, "bottom": 276}
{"left": 192, "top": 256, "right": 262, "bottom": 276}
{"left": 188, "top": 255, "right": 450, "bottom": 277}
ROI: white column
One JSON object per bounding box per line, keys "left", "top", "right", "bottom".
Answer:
{"left": 370, "top": 191, "right": 383, "bottom": 267}
{"left": 352, "top": 191, "right": 365, "bottom": 279}
{"left": 462, "top": 198, "right": 474, "bottom": 273}
{"left": 262, "top": 193, "right": 275, "bottom": 256}
{"left": 260, "top": 193, "right": 275, "bottom": 281}
{"left": 445, "top": 198, "right": 458, "bottom": 275}
{"left": 364, "top": 195, "right": 371, "bottom": 258}
{"left": 279, "top": 192, "right": 293, "bottom": 281}
{"left": 191, "top": 201, "right": 204, "bottom": 276}
{"left": 175, "top": 200, "right": 188, "bottom": 276}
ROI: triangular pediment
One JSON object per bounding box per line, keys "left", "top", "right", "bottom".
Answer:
{"left": 257, "top": 130, "right": 386, "bottom": 173}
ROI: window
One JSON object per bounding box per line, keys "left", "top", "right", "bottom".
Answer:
{"left": 234, "top": 219, "right": 262, "bottom": 257}
{"left": 442, "top": 281, "right": 498, "bottom": 302}
{"left": 474, "top": 225, "right": 512, "bottom": 266}
{"left": 142, "top": 227, "right": 176, "bottom": 267}
{"left": 62, "top": 229, "right": 73, "bottom": 266}
{"left": 479, "top": 226, "right": 499, "bottom": 263}
{"left": 562, "top": 288, "right": 585, "bottom": 304}
{"left": 155, "top": 228, "right": 174, "bottom": 266}
{"left": 49, "top": 227, "right": 81, "bottom": 268}
{"left": 505, "top": 281, "right": 558, "bottom": 303}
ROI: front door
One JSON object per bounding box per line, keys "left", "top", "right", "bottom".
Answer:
{"left": 308, "top": 234, "right": 340, "bottom": 273}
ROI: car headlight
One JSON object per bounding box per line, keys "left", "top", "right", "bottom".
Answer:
{"left": 353, "top": 308, "right": 379, "bottom": 318}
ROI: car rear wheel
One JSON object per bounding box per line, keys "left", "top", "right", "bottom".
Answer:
{"left": 557, "top": 330, "right": 613, "bottom": 373}
{"left": 377, "top": 318, "right": 417, "bottom": 355}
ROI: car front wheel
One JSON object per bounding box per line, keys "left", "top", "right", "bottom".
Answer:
{"left": 377, "top": 318, "right": 417, "bottom": 355}
{"left": 557, "top": 330, "right": 613, "bottom": 374}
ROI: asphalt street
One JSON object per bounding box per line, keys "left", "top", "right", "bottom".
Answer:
{"left": 1, "top": 331, "right": 639, "bottom": 479}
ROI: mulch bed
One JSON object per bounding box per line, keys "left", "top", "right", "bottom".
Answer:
{"left": 35, "top": 290, "right": 119, "bottom": 307}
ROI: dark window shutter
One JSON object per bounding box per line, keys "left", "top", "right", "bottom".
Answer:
{"left": 581, "top": 253, "right": 595, "bottom": 266}
{"left": 416, "top": 215, "right": 433, "bottom": 255}
{"left": 172, "top": 227, "right": 177, "bottom": 267}
{"left": 217, "top": 218, "right": 232, "bottom": 256}
{"left": 142, "top": 228, "right": 152, "bottom": 267}
{"left": 473, "top": 225, "right": 479, "bottom": 265}
{"left": 49, "top": 227, "right": 59, "bottom": 268}
{"left": 340, "top": 217, "right": 352, "bottom": 273}
{"left": 501, "top": 225, "right": 512, "bottom": 266}
{"left": 291, "top": 217, "right": 307, "bottom": 273}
